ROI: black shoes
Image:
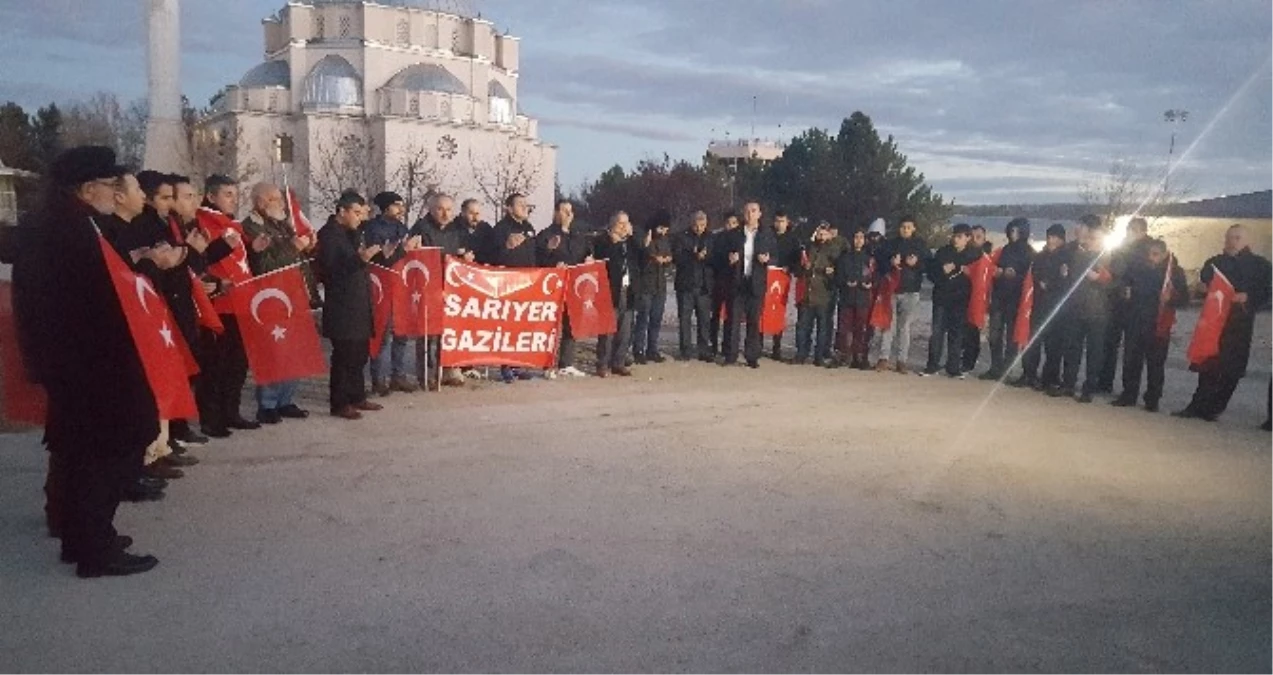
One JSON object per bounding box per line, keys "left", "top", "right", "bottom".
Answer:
{"left": 1008, "top": 375, "right": 1036, "bottom": 388}
{"left": 201, "top": 425, "right": 231, "bottom": 439}
{"left": 256, "top": 409, "right": 282, "bottom": 425}
{"left": 61, "top": 535, "right": 134, "bottom": 564}
{"left": 978, "top": 370, "right": 1002, "bottom": 381}
{"left": 1077, "top": 392, "right": 1094, "bottom": 403}
{"left": 1171, "top": 407, "right": 1217, "bottom": 422}
{"left": 1046, "top": 386, "right": 1075, "bottom": 398}
{"left": 174, "top": 428, "right": 209, "bottom": 447}
{"left": 1110, "top": 396, "right": 1137, "bottom": 408}
{"left": 746, "top": 360, "right": 760, "bottom": 369}
{"left": 1144, "top": 400, "right": 1160, "bottom": 413}
{"left": 228, "top": 417, "right": 261, "bottom": 431}
{"left": 77, "top": 551, "right": 159, "bottom": 579}
{"left": 163, "top": 452, "right": 199, "bottom": 468}
{"left": 278, "top": 404, "right": 309, "bottom": 419}
{"left": 122, "top": 477, "right": 166, "bottom": 503}
{"left": 633, "top": 354, "right": 647, "bottom": 365}
{"left": 648, "top": 353, "right": 667, "bottom": 364}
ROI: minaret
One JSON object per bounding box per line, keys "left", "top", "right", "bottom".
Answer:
{"left": 142, "top": 0, "right": 189, "bottom": 172}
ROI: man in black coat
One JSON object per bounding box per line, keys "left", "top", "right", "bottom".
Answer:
{"left": 592, "top": 211, "right": 639, "bottom": 377}
{"left": 707, "top": 211, "right": 741, "bottom": 356}
{"left": 633, "top": 210, "right": 673, "bottom": 364}
{"left": 981, "top": 217, "right": 1035, "bottom": 380}
{"left": 13, "top": 146, "right": 161, "bottom": 577}
{"left": 1012, "top": 224, "right": 1069, "bottom": 390}
{"left": 1050, "top": 215, "right": 1114, "bottom": 402}
{"left": 922, "top": 223, "right": 977, "bottom": 378}
{"left": 317, "top": 190, "right": 385, "bottom": 420}
{"left": 458, "top": 198, "right": 495, "bottom": 265}
{"left": 536, "top": 199, "right": 592, "bottom": 376}
{"left": 1098, "top": 216, "right": 1153, "bottom": 392}
{"left": 716, "top": 201, "right": 778, "bottom": 368}
{"left": 488, "top": 192, "right": 538, "bottom": 382}
{"left": 768, "top": 211, "right": 798, "bottom": 361}
{"left": 1174, "top": 224, "right": 1273, "bottom": 421}
{"left": 960, "top": 224, "right": 993, "bottom": 373}
{"left": 1112, "top": 239, "right": 1188, "bottom": 412}
{"left": 673, "top": 210, "right": 714, "bottom": 362}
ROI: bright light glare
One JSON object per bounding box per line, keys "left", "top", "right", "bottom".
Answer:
{"left": 1104, "top": 215, "right": 1133, "bottom": 250}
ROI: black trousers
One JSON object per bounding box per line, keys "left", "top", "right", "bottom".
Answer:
{"left": 1187, "top": 369, "right": 1243, "bottom": 418}
{"left": 709, "top": 285, "right": 731, "bottom": 355}
{"left": 54, "top": 446, "right": 129, "bottom": 565}
{"left": 1036, "top": 306, "right": 1069, "bottom": 386}
{"left": 795, "top": 303, "right": 833, "bottom": 362}
{"left": 927, "top": 303, "right": 966, "bottom": 375}
{"left": 1121, "top": 322, "right": 1169, "bottom": 404}
{"left": 987, "top": 302, "right": 1019, "bottom": 374}
{"left": 960, "top": 322, "right": 981, "bottom": 372}
{"left": 557, "top": 314, "right": 577, "bottom": 369}
{"left": 596, "top": 294, "right": 634, "bottom": 370}
{"left": 676, "top": 290, "right": 711, "bottom": 358}
{"left": 330, "top": 339, "right": 369, "bottom": 411}
{"left": 1099, "top": 305, "right": 1129, "bottom": 390}
{"left": 723, "top": 287, "right": 762, "bottom": 364}
{"left": 1061, "top": 314, "right": 1109, "bottom": 393}
{"left": 196, "top": 315, "right": 248, "bottom": 430}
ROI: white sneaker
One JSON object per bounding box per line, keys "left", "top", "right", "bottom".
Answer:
{"left": 461, "top": 368, "right": 484, "bottom": 380}
{"left": 545, "top": 369, "right": 559, "bottom": 380}
{"left": 559, "top": 366, "right": 588, "bottom": 378}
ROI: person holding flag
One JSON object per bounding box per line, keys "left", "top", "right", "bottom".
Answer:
{"left": 537, "top": 198, "right": 593, "bottom": 377}
{"left": 982, "top": 217, "right": 1034, "bottom": 381}
{"left": 13, "top": 146, "right": 163, "bottom": 577}
{"left": 1011, "top": 224, "right": 1069, "bottom": 390}
{"left": 1051, "top": 215, "right": 1113, "bottom": 403}
{"left": 872, "top": 216, "right": 928, "bottom": 374}
{"left": 240, "top": 182, "right": 314, "bottom": 424}
{"left": 834, "top": 227, "right": 876, "bottom": 370}
{"left": 410, "top": 193, "right": 463, "bottom": 388}
{"left": 921, "top": 223, "right": 976, "bottom": 378}
{"left": 363, "top": 191, "right": 415, "bottom": 396}
{"left": 1174, "top": 225, "right": 1272, "bottom": 421}
{"left": 1111, "top": 239, "right": 1188, "bottom": 412}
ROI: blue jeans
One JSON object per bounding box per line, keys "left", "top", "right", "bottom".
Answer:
{"left": 370, "top": 315, "right": 410, "bottom": 384}
{"left": 632, "top": 290, "right": 667, "bottom": 358}
{"left": 256, "top": 379, "right": 299, "bottom": 411}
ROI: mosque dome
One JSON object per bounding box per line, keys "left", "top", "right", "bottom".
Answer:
{"left": 382, "top": 64, "right": 468, "bottom": 95}
{"left": 302, "top": 55, "right": 363, "bottom": 108}
{"left": 239, "top": 60, "right": 291, "bottom": 88}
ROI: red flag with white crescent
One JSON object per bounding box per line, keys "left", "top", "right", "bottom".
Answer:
{"left": 188, "top": 269, "right": 224, "bottom": 335}
{"left": 286, "top": 186, "right": 315, "bottom": 238}
{"left": 0, "top": 280, "right": 47, "bottom": 425}
{"left": 760, "top": 266, "right": 791, "bottom": 336}
{"left": 869, "top": 268, "right": 900, "bottom": 331}
{"left": 196, "top": 207, "right": 252, "bottom": 313}
{"left": 392, "top": 247, "right": 444, "bottom": 337}
{"left": 563, "top": 260, "right": 616, "bottom": 338}
{"left": 97, "top": 233, "right": 198, "bottom": 420}
{"left": 965, "top": 250, "right": 998, "bottom": 329}
{"left": 1186, "top": 267, "right": 1235, "bottom": 366}
{"left": 229, "top": 265, "right": 325, "bottom": 385}
{"left": 368, "top": 263, "right": 401, "bottom": 355}
{"left": 1013, "top": 267, "right": 1035, "bottom": 347}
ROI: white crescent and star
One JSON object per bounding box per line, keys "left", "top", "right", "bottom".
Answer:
{"left": 541, "top": 272, "right": 562, "bottom": 295}
{"left": 402, "top": 260, "right": 431, "bottom": 286}
{"left": 134, "top": 276, "right": 159, "bottom": 314}
{"left": 159, "top": 321, "right": 175, "bottom": 347}
{"left": 370, "top": 273, "right": 385, "bottom": 304}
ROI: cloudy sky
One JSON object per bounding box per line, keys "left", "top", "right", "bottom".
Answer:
{"left": 1, "top": 0, "right": 1269, "bottom": 204}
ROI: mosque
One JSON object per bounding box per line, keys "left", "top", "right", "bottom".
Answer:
{"left": 194, "top": 0, "right": 556, "bottom": 220}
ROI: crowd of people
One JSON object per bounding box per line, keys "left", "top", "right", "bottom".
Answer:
{"left": 9, "top": 144, "right": 1272, "bottom": 578}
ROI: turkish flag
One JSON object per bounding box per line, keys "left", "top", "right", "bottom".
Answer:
{"left": 97, "top": 234, "right": 198, "bottom": 420}
{"left": 563, "top": 260, "right": 616, "bottom": 338}
{"left": 286, "top": 186, "right": 315, "bottom": 238}
{"left": 965, "top": 250, "right": 998, "bottom": 329}
{"left": 1156, "top": 255, "right": 1177, "bottom": 340}
{"left": 1186, "top": 267, "right": 1235, "bottom": 366}
{"left": 760, "top": 266, "right": 791, "bottom": 336}
{"left": 1013, "top": 267, "right": 1035, "bottom": 347}
{"left": 229, "top": 265, "right": 325, "bottom": 385}
{"left": 196, "top": 207, "right": 252, "bottom": 313}
{"left": 392, "top": 248, "right": 444, "bottom": 337}
{"left": 188, "top": 269, "right": 224, "bottom": 335}
{"left": 869, "top": 269, "right": 901, "bottom": 331}
{"left": 368, "top": 263, "right": 401, "bottom": 355}
{"left": 0, "top": 281, "right": 47, "bottom": 426}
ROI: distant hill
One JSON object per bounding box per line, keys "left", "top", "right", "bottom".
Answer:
{"left": 954, "top": 204, "right": 1091, "bottom": 220}
{"left": 956, "top": 191, "right": 1271, "bottom": 221}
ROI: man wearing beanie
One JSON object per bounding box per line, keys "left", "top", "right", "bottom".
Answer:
{"left": 364, "top": 191, "right": 417, "bottom": 396}
{"left": 981, "top": 217, "right": 1035, "bottom": 380}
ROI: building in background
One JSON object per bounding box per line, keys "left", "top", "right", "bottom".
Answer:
{"left": 0, "top": 160, "right": 35, "bottom": 225}
{"left": 196, "top": 0, "right": 556, "bottom": 222}
{"left": 705, "top": 138, "right": 785, "bottom": 166}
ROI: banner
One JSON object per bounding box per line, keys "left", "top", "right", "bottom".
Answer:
{"left": 1187, "top": 267, "right": 1235, "bottom": 366}
{"left": 368, "top": 263, "right": 401, "bottom": 355}
{"left": 869, "top": 269, "right": 900, "bottom": 331}
{"left": 392, "top": 247, "right": 443, "bottom": 337}
{"left": 563, "top": 260, "right": 616, "bottom": 338}
{"left": 229, "top": 265, "right": 326, "bottom": 386}
{"left": 760, "top": 266, "right": 791, "bottom": 336}
{"left": 440, "top": 257, "right": 565, "bottom": 368}
{"left": 0, "top": 281, "right": 47, "bottom": 425}
{"left": 1013, "top": 267, "right": 1034, "bottom": 347}
{"left": 98, "top": 234, "right": 198, "bottom": 420}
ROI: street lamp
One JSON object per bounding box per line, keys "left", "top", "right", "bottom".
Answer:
{"left": 1163, "top": 109, "right": 1188, "bottom": 194}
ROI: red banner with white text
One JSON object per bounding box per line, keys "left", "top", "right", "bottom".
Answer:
{"left": 440, "top": 257, "right": 565, "bottom": 368}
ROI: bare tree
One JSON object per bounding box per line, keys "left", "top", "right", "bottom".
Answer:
{"left": 1078, "top": 158, "right": 1193, "bottom": 229}
{"left": 468, "top": 136, "right": 544, "bottom": 215}
{"left": 57, "top": 92, "right": 149, "bottom": 169}
{"left": 188, "top": 119, "right": 261, "bottom": 186}
{"left": 387, "top": 142, "right": 451, "bottom": 222}
{"left": 309, "top": 130, "right": 384, "bottom": 208}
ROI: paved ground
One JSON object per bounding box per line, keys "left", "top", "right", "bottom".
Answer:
{"left": 2, "top": 315, "right": 1270, "bottom": 672}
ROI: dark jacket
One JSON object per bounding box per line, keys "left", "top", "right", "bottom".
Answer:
{"left": 1126, "top": 255, "right": 1188, "bottom": 328}
{"left": 489, "top": 216, "right": 537, "bottom": 268}
{"left": 242, "top": 210, "right": 320, "bottom": 307}
{"left": 638, "top": 231, "right": 673, "bottom": 296}
{"left": 773, "top": 228, "right": 801, "bottom": 272}
{"left": 113, "top": 208, "right": 202, "bottom": 345}
{"left": 927, "top": 244, "right": 975, "bottom": 308}
{"left": 1030, "top": 245, "right": 1070, "bottom": 313}
{"left": 1062, "top": 242, "right": 1112, "bottom": 319}
{"left": 12, "top": 200, "right": 158, "bottom": 453}
{"left": 1109, "top": 235, "right": 1155, "bottom": 305}
{"left": 592, "top": 234, "right": 641, "bottom": 309}
{"left": 317, "top": 217, "right": 372, "bottom": 341}
{"left": 794, "top": 238, "right": 839, "bottom": 308}
{"left": 991, "top": 239, "right": 1036, "bottom": 310}
{"left": 878, "top": 235, "right": 929, "bottom": 293}
{"left": 1198, "top": 247, "right": 1272, "bottom": 376}
{"left": 535, "top": 222, "right": 591, "bottom": 267}
{"left": 411, "top": 213, "right": 467, "bottom": 256}
{"left": 673, "top": 229, "right": 713, "bottom": 294}
{"left": 362, "top": 214, "right": 409, "bottom": 266}
{"left": 714, "top": 225, "right": 778, "bottom": 296}
{"left": 463, "top": 219, "right": 495, "bottom": 264}
{"left": 836, "top": 245, "right": 876, "bottom": 309}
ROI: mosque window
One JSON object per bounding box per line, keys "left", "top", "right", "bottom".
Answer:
{"left": 397, "top": 20, "right": 410, "bottom": 47}
{"left": 339, "top": 15, "right": 352, "bottom": 38}
{"left": 315, "top": 15, "right": 325, "bottom": 39}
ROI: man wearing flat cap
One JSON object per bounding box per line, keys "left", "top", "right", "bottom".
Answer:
{"left": 13, "top": 146, "right": 162, "bottom": 577}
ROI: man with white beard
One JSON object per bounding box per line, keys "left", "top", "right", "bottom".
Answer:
{"left": 240, "top": 182, "right": 313, "bottom": 425}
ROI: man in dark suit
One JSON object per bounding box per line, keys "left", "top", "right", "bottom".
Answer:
{"left": 317, "top": 190, "right": 386, "bottom": 420}
{"left": 715, "top": 201, "right": 777, "bottom": 368}
{"left": 592, "top": 211, "right": 640, "bottom": 377}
